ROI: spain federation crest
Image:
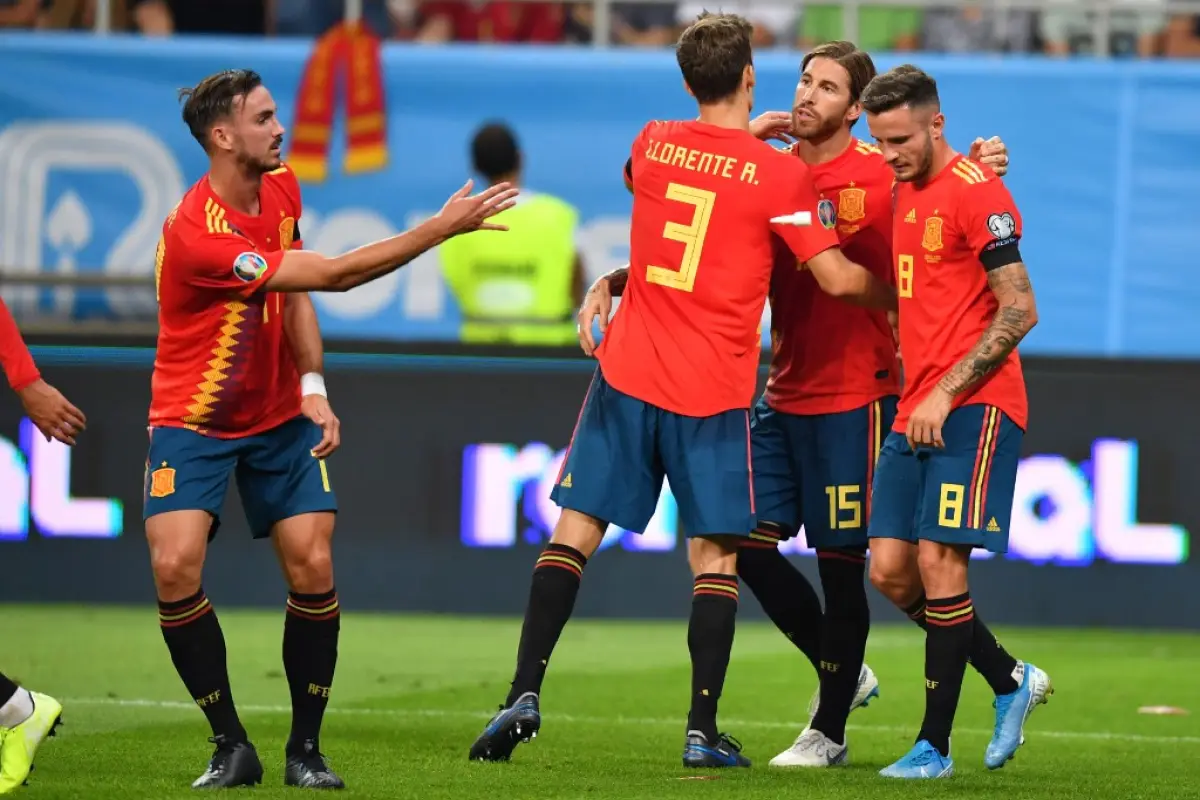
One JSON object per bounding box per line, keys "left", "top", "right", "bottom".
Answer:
{"left": 922, "top": 216, "right": 944, "bottom": 252}
{"left": 817, "top": 198, "right": 837, "bottom": 230}
{"left": 838, "top": 187, "right": 866, "bottom": 223}
{"left": 149, "top": 464, "right": 176, "bottom": 498}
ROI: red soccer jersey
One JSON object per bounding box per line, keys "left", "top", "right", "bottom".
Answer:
{"left": 764, "top": 138, "right": 900, "bottom": 415}
{"left": 149, "top": 166, "right": 305, "bottom": 438}
{"left": 892, "top": 154, "right": 1028, "bottom": 431}
{"left": 598, "top": 119, "right": 840, "bottom": 417}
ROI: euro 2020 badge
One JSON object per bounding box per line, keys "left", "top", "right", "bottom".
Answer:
{"left": 817, "top": 198, "right": 837, "bottom": 230}
{"left": 233, "top": 251, "right": 269, "bottom": 283}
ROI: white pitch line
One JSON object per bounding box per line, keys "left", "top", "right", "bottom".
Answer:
{"left": 64, "top": 697, "right": 1200, "bottom": 745}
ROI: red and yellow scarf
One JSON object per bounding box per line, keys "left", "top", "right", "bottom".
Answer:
{"left": 288, "top": 21, "right": 388, "bottom": 183}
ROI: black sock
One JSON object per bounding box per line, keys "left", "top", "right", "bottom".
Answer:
{"left": 158, "top": 589, "right": 246, "bottom": 742}
{"left": 809, "top": 549, "right": 869, "bottom": 744}
{"left": 736, "top": 537, "right": 822, "bottom": 671}
{"left": 0, "top": 672, "right": 17, "bottom": 708}
{"left": 505, "top": 543, "right": 587, "bottom": 706}
{"left": 969, "top": 615, "right": 1020, "bottom": 695}
{"left": 283, "top": 588, "right": 341, "bottom": 753}
{"left": 903, "top": 593, "right": 929, "bottom": 630}
{"left": 686, "top": 573, "right": 739, "bottom": 742}
{"left": 917, "top": 593, "right": 975, "bottom": 757}
{"left": 905, "top": 592, "right": 1019, "bottom": 695}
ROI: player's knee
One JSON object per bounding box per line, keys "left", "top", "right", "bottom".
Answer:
{"left": 149, "top": 549, "right": 204, "bottom": 599}
{"left": 281, "top": 547, "right": 334, "bottom": 594}
{"left": 146, "top": 511, "right": 209, "bottom": 599}
{"left": 916, "top": 541, "right": 970, "bottom": 597}
{"left": 549, "top": 509, "right": 606, "bottom": 558}
{"left": 688, "top": 535, "right": 738, "bottom": 576}
{"left": 868, "top": 557, "right": 916, "bottom": 606}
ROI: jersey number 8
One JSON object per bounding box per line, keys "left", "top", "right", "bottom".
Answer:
{"left": 897, "top": 254, "right": 914, "bottom": 298}
{"left": 646, "top": 182, "right": 716, "bottom": 294}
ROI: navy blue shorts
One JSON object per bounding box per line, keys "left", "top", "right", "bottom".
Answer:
{"left": 549, "top": 370, "right": 755, "bottom": 538}
{"left": 143, "top": 415, "right": 338, "bottom": 540}
{"left": 749, "top": 396, "right": 897, "bottom": 550}
{"left": 867, "top": 404, "right": 1022, "bottom": 553}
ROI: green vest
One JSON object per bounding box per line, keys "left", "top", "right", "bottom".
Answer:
{"left": 439, "top": 192, "right": 578, "bottom": 345}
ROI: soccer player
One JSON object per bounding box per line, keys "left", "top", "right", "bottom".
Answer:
{"left": 0, "top": 298, "right": 78, "bottom": 794}
{"left": 0, "top": 671, "right": 62, "bottom": 795}
{"left": 861, "top": 65, "right": 1052, "bottom": 779}
{"left": 147, "top": 69, "right": 516, "bottom": 790}
{"left": 469, "top": 13, "right": 894, "bottom": 769}
{"left": 740, "top": 44, "right": 1033, "bottom": 770}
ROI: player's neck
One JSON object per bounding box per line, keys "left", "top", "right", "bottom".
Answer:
{"left": 491, "top": 171, "right": 520, "bottom": 188}
{"left": 696, "top": 99, "right": 750, "bottom": 132}
{"left": 794, "top": 128, "right": 854, "bottom": 166}
{"left": 914, "top": 142, "right": 957, "bottom": 188}
{"left": 207, "top": 161, "right": 263, "bottom": 217}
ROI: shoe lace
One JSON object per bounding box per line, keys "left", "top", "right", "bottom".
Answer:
{"left": 718, "top": 733, "right": 743, "bottom": 753}
{"left": 797, "top": 729, "right": 826, "bottom": 750}
{"left": 909, "top": 747, "right": 938, "bottom": 767}
{"left": 294, "top": 741, "right": 332, "bottom": 772}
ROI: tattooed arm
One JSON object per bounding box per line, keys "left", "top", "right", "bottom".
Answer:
{"left": 936, "top": 262, "right": 1038, "bottom": 397}
{"left": 601, "top": 265, "right": 630, "bottom": 297}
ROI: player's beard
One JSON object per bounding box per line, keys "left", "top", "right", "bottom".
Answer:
{"left": 793, "top": 108, "right": 840, "bottom": 143}
{"left": 238, "top": 148, "right": 279, "bottom": 176}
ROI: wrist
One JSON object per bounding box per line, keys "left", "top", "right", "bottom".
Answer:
{"left": 301, "top": 372, "right": 327, "bottom": 398}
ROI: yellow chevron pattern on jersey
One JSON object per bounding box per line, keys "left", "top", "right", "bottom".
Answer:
{"left": 952, "top": 160, "right": 989, "bottom": 185}
{"left": 182, "top": 301, "right": 248, "bottom": 427}
{"left": 204, "top": 197, "right": 233, "bottom": 235}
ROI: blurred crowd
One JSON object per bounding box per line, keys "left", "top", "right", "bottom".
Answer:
{"left": 2, "top": 0, "right": 1200, "bottom": 55}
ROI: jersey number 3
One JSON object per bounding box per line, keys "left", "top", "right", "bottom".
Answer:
{"left": 646, "top": 182, "right": 715, "bottom": 293}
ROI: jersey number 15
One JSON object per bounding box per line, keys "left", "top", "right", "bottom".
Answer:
{"left": 646, "top": 182, "right": 716, "bottom": 294}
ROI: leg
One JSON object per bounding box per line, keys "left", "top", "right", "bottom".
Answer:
{"left": 805, "top": 398, "right": 894, "bottom": 751}
{"left": 685, "top": 535, "right": 742, "bottom": 748}
{"left": 0, "top": 671, "right": 62, "bottom": 793}
{"left": 871, "top": 532, "right": 1023, "bottom": 697}
{"left": 506, "top": 508, "right": 606, "bottom": 706}
{"left": 739, "top": 400, "right": 822, "bottom": 673}
{"left": 662, "top": 407, "right": 754, "bottom": 769}
{"left": 470, "top": 371, "right": 662, "bottom": 762}
{"left": 238, "top": 416, "right": 342, "bottom": 788}
{"left": 143, "top": 427, "right": 261, "bottom": 789}
{"left": 915, "top": 540, "right": 974, "bottom": 760}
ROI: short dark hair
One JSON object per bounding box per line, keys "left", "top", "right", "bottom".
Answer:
{"left": 860, "top": 65, "right": 940, "bottom": 115}
{"left": 801, "top": 41, "right": 877, "bottom": 105}
{"left": 471, "top": 122, "right": 520, "bottom": 181}
{"left": 676, "top": 13, "right": 754, "bottom": 105}
{"left": 178, "top": 69, "right": 263, "bottom": 150}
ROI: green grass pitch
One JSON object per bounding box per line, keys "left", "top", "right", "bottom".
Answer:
{"left": 3, "top": 605, "right": 1199, "bottom": 799}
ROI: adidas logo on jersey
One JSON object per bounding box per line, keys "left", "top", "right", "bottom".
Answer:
{"left": 986, "top": 517, "right": 1001, "bottom": 532}
{"left": 770, "top": 211, "right": 813, "bottom": 226}
{"left": 905, "top": 209, "right": 917, "bottom": 223}
{"left": 560, "top": 473, "right": 573, "bottom": 488}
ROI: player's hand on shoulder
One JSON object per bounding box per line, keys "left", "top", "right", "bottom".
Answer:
{"left": 17, "top": 379, "right": 86, "bottom": 446}
{"left": 750, "top": 111, "right": 795, "bottom": 145}
{"left": 302, "top": 394, "right": 341, "bottom": 459}
{"left": 577, "top": 273, "right": 615, "bottom": 357}
{"left": 968, "top": 136, "right": 1009, "bottom": 177}
{"left": 435, "top": 179, "right": 520, "bottom": 237}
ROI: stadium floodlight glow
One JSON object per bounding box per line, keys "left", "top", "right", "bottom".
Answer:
{"left": 460, "top": 438, "right": 1188, "bottom": 566}
{"left": 0, "top": 418, "right": 123, "bottom": 540}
